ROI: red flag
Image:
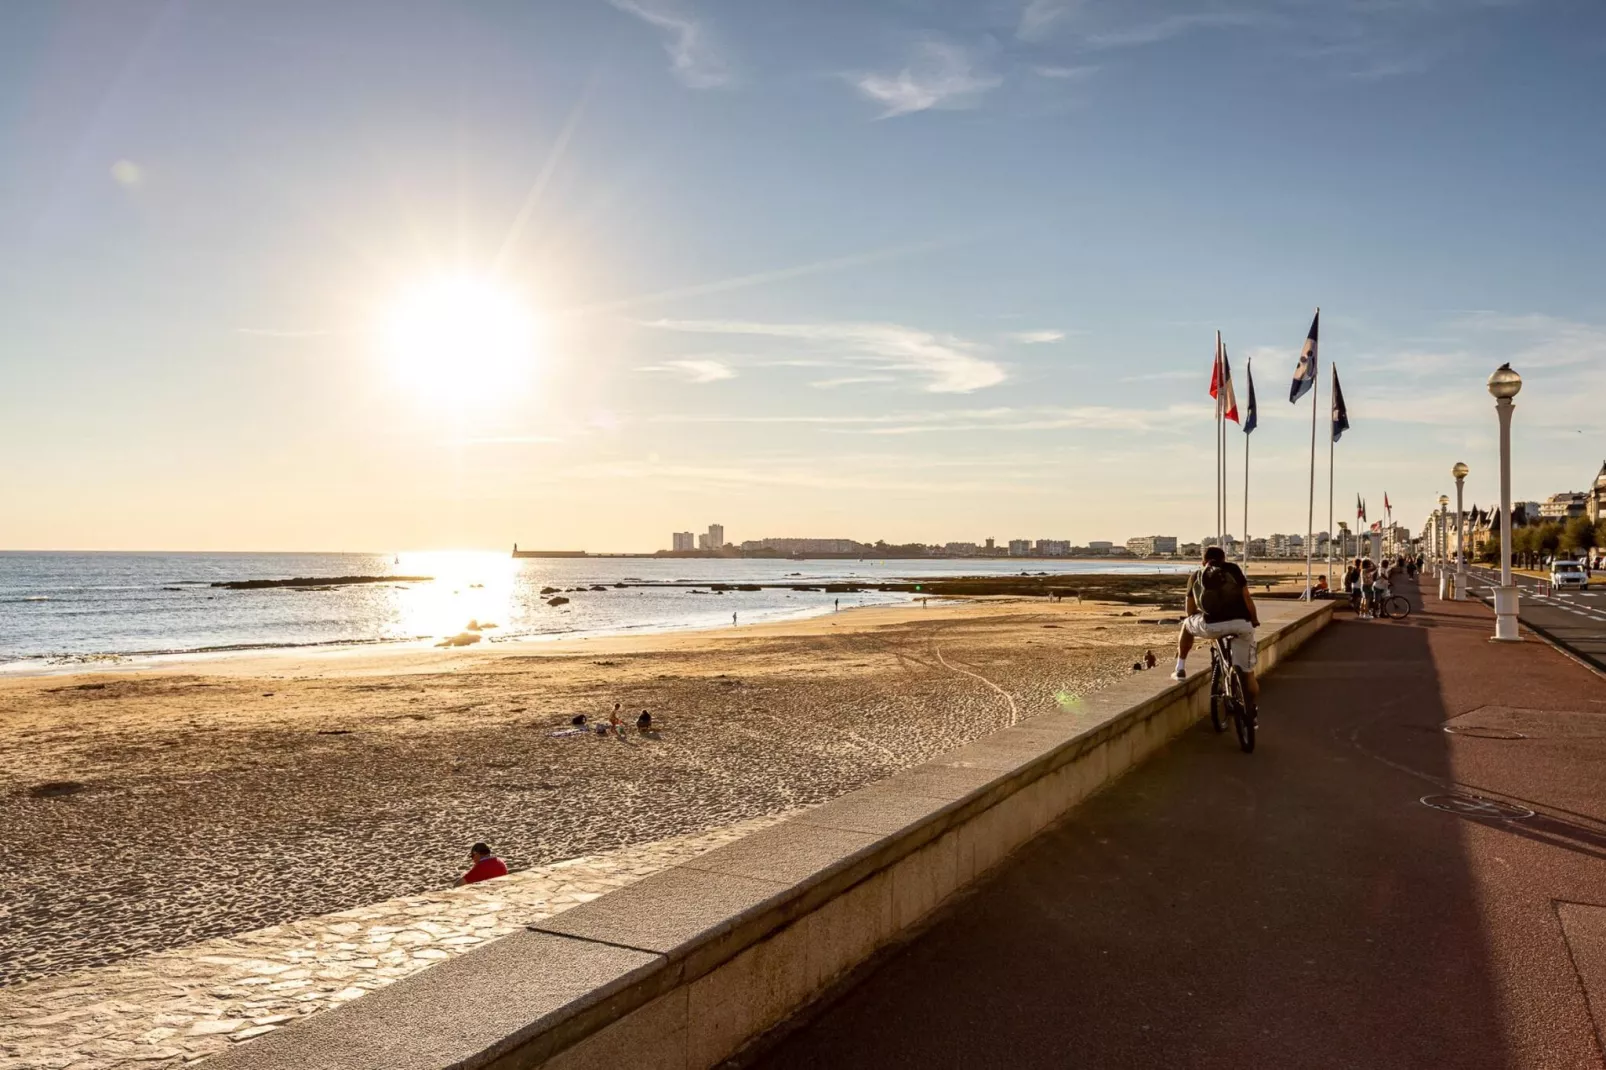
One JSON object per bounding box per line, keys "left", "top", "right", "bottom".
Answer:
{"left": 1384, "top": 492, "right": 1392, "bottom": 512}
{"left": 1209, "top": 333, "right": 1240, "bottom": 423}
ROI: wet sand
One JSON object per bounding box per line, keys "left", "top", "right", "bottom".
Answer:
{"left": 0, "top": 596, "right": 1192, "bottom": 987}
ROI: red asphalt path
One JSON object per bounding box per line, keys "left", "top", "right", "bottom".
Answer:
{"left": 751, "top": 580, "right": 1606, "bottom": 1069}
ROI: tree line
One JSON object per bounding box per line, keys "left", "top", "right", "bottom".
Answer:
{"left": 1479, "top": 516, "right": 1604, "bottom": 568}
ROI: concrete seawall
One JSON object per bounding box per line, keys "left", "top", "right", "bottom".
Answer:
{"left": 206, "top": 599, "right": 1333, "bottom": 1070}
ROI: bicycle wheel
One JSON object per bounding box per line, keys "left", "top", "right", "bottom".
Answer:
{"left": 1225, "top": 668, "right": 1254, "bottom": 754}
{"left": 1384, "top": 594, "right": 1410, "bottom": 620}
{"left": 1208, "top": 653, "right": 1227, "bottom": 732}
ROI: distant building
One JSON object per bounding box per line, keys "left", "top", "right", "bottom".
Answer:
{"left": 747, "top": 537, "right": 862, "bottom": 555}
{"left": 944, "top": 542, "right": 978, "bottom": 556}
{"left": 707, "top": 523, "right": 725, "bottom": 549}
{"left": 1248, "top": 537, "right": 1268, "bottom": 557}
{"left": 1590, "top": 462, "right": 1606, "bottom": 522}
{"left": 1087, "top": 541, "right": 1114, "bottom": 551}
{"left": 1180, "top": 542, "right": 1202, "bottom": 558}
{"left": 697, "top": 533, "right": 711, "bottom": 551}
{"left": 1125, "top": 535, "right": 1178, "bottom": 558}
{"left": 1008, "top": 539, "right": 1031, "bottom": 556}
{"left": 984, "top": 537, "right": 995, "bottom": 552}
{"left": 1540, "top": 492, "right": 1586, "bottom": 519}
{"left": 1035, "top": 539, "right": 1071, "bottom": 556}
{"left": 672, "top": 531, "right": 695, "bottom": 551}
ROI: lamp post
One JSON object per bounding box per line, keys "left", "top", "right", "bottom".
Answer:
{"left": 1437, "top": 495, "right": 1450, "bottom": 599}
{"left": 1452, "top": 462, "right": 1469, "bottom": 599}
{"left": 1488, "top": 364, "right": 1522, "bottom": 641}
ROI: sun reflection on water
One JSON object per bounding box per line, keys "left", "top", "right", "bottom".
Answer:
{"left": 391, "top": 550, "right": 521, "bottom": 642}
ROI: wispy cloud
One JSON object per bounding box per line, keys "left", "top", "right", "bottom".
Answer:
{"left": 1030, "top": 64, "right": 1099, "bottom": 80}
{"left": 851, "top": 41, "right": 1001, "bottom": 119}
{"left": 637, "top": 358, "right": 737, "bottom": 383}
{"left": 648, "top": 319, "right": 1007, "bottom": 393}
{"left": 607, "top": 0, "right": 730, "bottom": 89}
{"left": 653, "top": 402, "right": 1208, "bottom": 434}
{"left": 1082, "top": 10, "right": 1268, "bottom": 49}
{"left": 1006, "top": 329, "right": 1065, "bottom": 344}
{"left": 810, "top": 375, "right": 897, "bottom": 389}
{"left": 1017, "top": 0, "right": 1077, "bottom": 43}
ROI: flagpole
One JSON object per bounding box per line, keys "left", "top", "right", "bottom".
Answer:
{"left": 1215, "top": 331, "right": 1223, "bottom": 549}
{"left": 1243, "top": 363, "right": 1250, "bottom": 567}
{"left": 1304, "top": 309, "right": 1319, "bottom": 599}
{"left": 1327, "top": 363, "right": 1336, "bottom": 588}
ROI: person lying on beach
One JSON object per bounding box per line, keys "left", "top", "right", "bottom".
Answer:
{"left": 570, "top": 713, "right": 587, "bottom": 726}
{"left": 455, "top": 843, "right": 508, "bottom": 886}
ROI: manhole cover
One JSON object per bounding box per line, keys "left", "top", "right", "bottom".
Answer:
{"left": 1420, "top": 794, "right": 1534, "bottom": 820}
{"left": 1443, "top": 726, "right": 1528, "bottom": 740}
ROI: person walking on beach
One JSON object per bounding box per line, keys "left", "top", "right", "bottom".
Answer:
{"left": 732, "top": 611, "right": 738, "bottom": 627}
{"left": 455, "top": 842, "right": 508, "bottom": 886}
{"left": 1171, "top": 547, "right": 1261, "bottom": 717}
{"left": 834, "top": 598, "right": 839, "bottom": 611}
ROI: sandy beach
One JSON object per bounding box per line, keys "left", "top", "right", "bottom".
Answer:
{"left": 0, "top": 591, "right": 1224, "bottom": 988}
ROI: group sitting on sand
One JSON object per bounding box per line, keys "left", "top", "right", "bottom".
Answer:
{"left": 560, "top": 703, "right": 656, "bottom": 737}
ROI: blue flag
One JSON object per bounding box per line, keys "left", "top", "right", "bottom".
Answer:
{"left": 1331, "top": 365, "right": 1350, "bottom": 442}
{"left": 1290, "top": 309, "right": 1318, "bottom": 403}
{"left": 1242, "top": 357, "right": 1258, "bottom": 433}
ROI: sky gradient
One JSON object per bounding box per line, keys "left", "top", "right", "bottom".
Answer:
{"left": 2, "top": 0, "right": 1604, "bottom": 552}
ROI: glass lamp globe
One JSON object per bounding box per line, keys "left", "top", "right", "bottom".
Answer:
{"left": 1487, "top": 363, "right": 1522, "bottom": 399}
{"left": 1452, "top": 462, "right": 1469, "bottom": 480}
{"left": 1438, "top": 495, "right": 1449, "bottom": 507}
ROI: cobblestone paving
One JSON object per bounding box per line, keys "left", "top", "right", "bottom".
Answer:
{"left": 0, "top": 814, "right": 787, "bottom": 1070}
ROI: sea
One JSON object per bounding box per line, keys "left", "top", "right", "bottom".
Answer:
{"left": 0, "top": 551, "right": 1190, "bottom": 668}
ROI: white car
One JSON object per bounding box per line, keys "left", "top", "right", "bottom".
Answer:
{"left": 1550, "top": 560, "right": 1590, "bottom": 591}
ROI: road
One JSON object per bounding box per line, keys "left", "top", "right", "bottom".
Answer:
{"left": 1463, "top": 563, "right": 1606, "bottom": 673}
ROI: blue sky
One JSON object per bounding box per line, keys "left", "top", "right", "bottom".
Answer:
{"left": 2, "top": 0, "right": 1603, "bottom": 551}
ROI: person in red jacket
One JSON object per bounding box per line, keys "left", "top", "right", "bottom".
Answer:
{"left": 455, "top": 842, "right": 508, "bottom": 886}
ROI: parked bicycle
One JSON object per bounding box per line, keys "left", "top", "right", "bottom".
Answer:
{"left": 1377, "top": 593, "right": 1411, "bottom": 619}
{"left": 1208, "top": 636, "right": 1254, "bottom": 754}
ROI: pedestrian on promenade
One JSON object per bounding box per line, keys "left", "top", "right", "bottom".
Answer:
{"left": 1144, "top": 650, "right": 1157, "bottom": 669}
{"left": 455, "top": 843, "right": 508, "bottom": 886}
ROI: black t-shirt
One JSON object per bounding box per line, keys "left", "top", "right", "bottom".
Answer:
{"left": 1190, "top": 563, "right": 1250, "bottom": 624}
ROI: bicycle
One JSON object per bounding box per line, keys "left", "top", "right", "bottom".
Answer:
{"left": 1208, "top": 636, "right": 1255, "bottom": 754}
{"left": 1377, "top": 593, "right": 1411, "bottom": 620}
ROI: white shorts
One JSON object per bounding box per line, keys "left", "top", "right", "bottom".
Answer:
{"left": 1183, "top": 614, "right": 1257, "bottom": 670}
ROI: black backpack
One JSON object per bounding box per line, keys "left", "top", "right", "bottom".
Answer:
{"left": 1199, "top": 564, "right": 1243, "bottom": 619}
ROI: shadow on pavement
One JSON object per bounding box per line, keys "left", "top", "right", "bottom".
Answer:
{"left": 751, "top": 583, "right": 1515, "bottom": 1069}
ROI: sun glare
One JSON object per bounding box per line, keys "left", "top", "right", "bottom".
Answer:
{"left": 381, "top": 276, "right": 541, "bottom": 404}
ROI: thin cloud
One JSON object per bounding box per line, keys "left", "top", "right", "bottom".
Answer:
{"left": 851, "top": 41, "right": 1001, "bottom": 119}
{"left": 648, "top": 319, "right": 1006, "bottom": 393}
{"left": 637, "top": 358, "right": 736, "bottom": 383}
{"left": 654, "top": 403, "right": 1207, "bottom": 433}
{"left": 1006, "top": 329, "right": 1065, "bottom": 344}
{"left": 1017, "top": 0, "right": 1076, "bottom": 42}
{"left": 607, "top": 0, "right": 730, "bottom": 89}
{"left": 1083, "top": 11, "right": 1269, "bottom": 48}
{"left": 1030, "top": 64, "right": 1099, "bottom": 80}
{"left": 810, "top": 375, "right": 897, "bottom": 389}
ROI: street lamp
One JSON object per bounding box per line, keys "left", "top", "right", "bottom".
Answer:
{"left": 1452, "top": 461, "right": 1469, "bottom": 599}
{"left": 1488, "top": 363, "right": 1522, "bottom": 641}
{"left": 1437, "top": 494, "right": 1450, "bottom": 599}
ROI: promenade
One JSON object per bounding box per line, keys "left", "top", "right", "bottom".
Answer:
{"left": 756, "top": 580, "right": 1606, "bottom": 1069}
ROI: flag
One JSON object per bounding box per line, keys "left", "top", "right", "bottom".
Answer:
{"left": 1357, "top": 494, "right": 1366, "bottom": 522}
{"left": 1331, "top": 365, "right": 1350, "bottom": 442}
{"left": 1242, "top": 357, "right": 1258, "bottom": 434}
{"left": 1370, "top": 520, "right": 1382, "bottom": 534}
{"left": 1384, "top": 492, "right": 1392, "bottom": 513}
{"left": 1290, "top": 309, "right": 1319, "bottom": 402}
{"left": 1209, "top": 333, "right": 1240, "bottom": 423}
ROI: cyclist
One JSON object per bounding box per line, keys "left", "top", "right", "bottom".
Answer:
{"left": 1371, "top": 561, "right": 1390, "bottom": 616}
{"left": 1170, "top": 546, "right": 1261, "bottom": 716}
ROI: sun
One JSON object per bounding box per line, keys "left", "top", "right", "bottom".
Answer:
{"left": 380, "top": 275, "right": 541, "bottom": 405}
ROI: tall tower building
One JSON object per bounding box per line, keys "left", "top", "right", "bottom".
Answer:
{"left": 707, "top": 523, "right": 724, "bottom": 549}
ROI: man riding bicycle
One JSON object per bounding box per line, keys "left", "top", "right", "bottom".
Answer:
{"left": 1170, "top": 546, "right": 1261, "bottom": 716}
